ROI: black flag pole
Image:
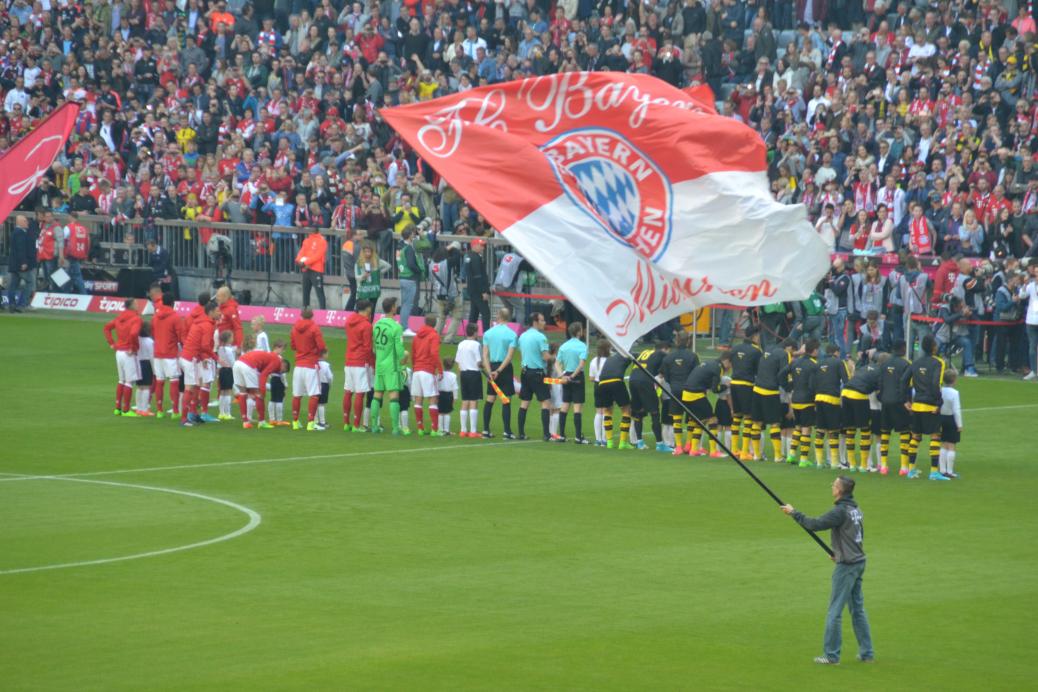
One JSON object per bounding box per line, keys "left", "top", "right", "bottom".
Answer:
{"left": 618, "top": 341, "right": 835, "bottom": 558}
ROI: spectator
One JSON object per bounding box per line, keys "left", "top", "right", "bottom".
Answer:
{"left": 397, "top": 227, "right": 421, "bottom": 337}
{"left": 6, "top": 215, "right": 34, "bottom": 313}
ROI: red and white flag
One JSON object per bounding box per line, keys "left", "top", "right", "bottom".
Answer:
{"left": 382, "top": 73, "right": 829, "bottom": 351}
{"left": 0, "top": 102, "right": 80, "bottom": 223}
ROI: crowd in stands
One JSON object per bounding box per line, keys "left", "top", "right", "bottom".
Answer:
{"left": 3, "top": 0, "right": 1038, "bottom": 375}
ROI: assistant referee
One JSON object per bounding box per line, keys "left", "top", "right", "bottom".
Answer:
{"left": 481, "top": 308, "right": 518, "bottom": 439}
{"left": 516, "top": 312, "right": 553, "bottom": 441}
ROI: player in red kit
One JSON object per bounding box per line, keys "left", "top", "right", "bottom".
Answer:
{"left": 290, "top": 307, "right": 327, "bottom": 431}
{"left": 343, "top": 299, "right": 375, "bottom": 431}
{"left": 215, "top": 286, "right": 244, "bottom": 346}
{"left": 182, "top": 292, "right": 219, "bottom": 421}
{"left": 103, "top": 298, "right": 143, "bottom": 416}
{"left": 234, "top": 340, "right": 287, "bottom": 429}
{"left": 410, "top": 315, "right": 444, "bottom": 435}
{"left": 151, "top": 293, "right": 185, "bottom": 417}
{"left": 179, "top": 301, "right": 221, "bottom": 426}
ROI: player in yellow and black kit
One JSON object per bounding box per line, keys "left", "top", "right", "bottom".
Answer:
{"left": 902, "top": 334, "right": 949, "bottom": 481}
{"left": 815, "top": 343, "right": 852, "bottom": 469}
{"left": 597, "top": 352, "right": 634, "bottom": 450}
{"left": 659, "top": 332, "right": 699, "bottom": 456}
{"left": 680, "top": 351, "right": 732, "bottom": 457}
{"left": 780, "top": 338, "right": 819, "bottom": 468}
{"left": 629, "top": 342, "right": 672, "bottom": 452}
{"left": 841, "top": 354, "right": 882, "bottom": 473}
{"left": 749, "top": 338, "right": 796, "bottom": 461}
{"left": 877, "top": 340, "right": 912, "bottom": 476}
{"left": 728, "top": 326, "right": 762, "bottom": 458}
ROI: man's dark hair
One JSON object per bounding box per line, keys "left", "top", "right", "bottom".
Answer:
{"left": 892, "top": 339, "right": 907, "bottom": 356}
{"left": 424, "top": 314, "right": 436, "bottom": 327}
{"left": 124, "top": 298, "right": 135, "bottom": 309}
{"left": 162, "top": 293, "right": 175, "bottom": 307}
{"left": 782, "top": 338, "right": 798, "bottom": 349}
{"left": 355, "top": 299, "right": 372, "bottom": 313}
{"left": 466, "top": 322, "right": 478, "bottom": 337}
{"left": 528, "top": 311, "right": 544, "bottom": 326}
{"left": 922, "top": 334, "right": 937, "bottom": 355}
{"left": 197, "top": 291, "right": 211, "bottom": 306}
{"left": 836, "top": 475, "right": 855, "bottom": 496}
{"left": 718, "top": 350, "right": 732, "bottom": 363}
{"left": 301, "top": 307, "right": 314, "bottom": 319}
{"left": 567, "top": 322, "right": 583, "bottom": 338}
{"left": 744, "top": 325, "right": 759, "bottom": 339}
{"left": 826, "top": 343, "right": 840, "bottom": 356}
{"left": 382, "top": 296, "right": 398, "bottom": 314}
{"left": 805, "top": 338, "right": 821, "bottom": 354}
{"left": 205, "top": 300, "right": 220, "bottom": 314}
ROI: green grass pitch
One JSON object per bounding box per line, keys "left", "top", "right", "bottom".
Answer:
{"left": 0, "top": 313, "right": 1035, "bottom": 690}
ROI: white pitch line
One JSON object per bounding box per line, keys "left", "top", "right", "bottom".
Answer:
{"left": 961, "top": 403, "right": 1038, "bottom": 413}
{"left": 0, "top": 475, "right": 261, "bottom": 575}
{"left": 0, "top": 440, "right": 530, "bottom": 482}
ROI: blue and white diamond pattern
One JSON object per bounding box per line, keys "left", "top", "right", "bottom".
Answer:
{"left": 569, "top": 158, "right": 640, "bottom": 239}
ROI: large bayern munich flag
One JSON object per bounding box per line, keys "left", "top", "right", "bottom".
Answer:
{"left": 0, "top": 102, "right": 80, "bottom": 223}
{"left": 382, "top": 73, "right": 829, "bottom": 351}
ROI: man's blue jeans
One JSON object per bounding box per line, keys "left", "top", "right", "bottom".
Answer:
{"left": 828, "top": 308, "right": 849, "bottom": 359}
{"left": 824, "top": 560, "right": 874, "bottom": 662}
{"left": 400, "top": 278, "right": 418, "bottom": 330}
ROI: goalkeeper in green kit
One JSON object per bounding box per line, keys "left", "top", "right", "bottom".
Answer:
{"left": 370, "top": 297, "right": 408, "bottom": 434}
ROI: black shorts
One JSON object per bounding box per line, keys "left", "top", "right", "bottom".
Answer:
{"left": 319, "top": 382, "right": 330, "bottom": 405}
{"left": 816, "top": 402, "right": 842, "bottom": 431}
{"left": 730, "top": 384, "right": 754, "bottom": 416}
{"left": 598, "top": 380, "right": 630, "bottom": 409}
{"left": 438, "top": 391, "right": 454, "bottom": 414}
{"left": 881, "top": 403, "right": 910, "bottom": 432}
{"left": 270, "top": 377, "right": 285, "bottom": 403}
{"left": 714, "top": 398, "right": 733, "bottom": 426}
{"left": 562, "top": 374, "right": 586, "bottom": 404}
{"left": 680, "top": 393, "right": 714, "bottom": 422}
{"left": 520, "top": 368, "right": 550, "bottom": 402}
{"left": 780, "top": 403, "right": 795, "bottom": 430}
{"left": 841, "top": 397, "right": 870, "bottom": 430}
{"left": 912, "top": 410, "right": 941, "bottom": 437}
{"left": 487, "top": 362, "right": 516, "bottom": 397}
{"left": 460, "top": 371, "right": 483, "bottom": 401}
{"left": 870, "top": 409, "right": 883, "bottom": 436}
{"left": 178, "top": 371, "right": 186, "bottom": 390}
{"left": 668, "top": 398, "right": 686, "bottom": 417}
{"left": 753, "top": 392, "right": 783, "bottom": 426}
{"left": 629, "top": 378, "right": 658, "bottom": 416}
{"left": 793, "top": 405, "right": 816, "bottom": 428}
{"left": 593, "top": 382, "right": 606, "bottom": 409}
{"left": 218, "top": 366, "right": 234, "bottom": 391}
{"left": 398, "top": 386, "right": 411, "bottom": 410}
{"left": 138, "top": 360, "right": 154, "bottom": 387}
{"left": 940, "top": 414, "right": 960, "bottom": 443}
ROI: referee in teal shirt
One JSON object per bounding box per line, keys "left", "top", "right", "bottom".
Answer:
{"left": 517, "top": 312, "right": 553, "bottom": 441}
{"left": 556, "top": 322, "right": 589, "bottom": 443}
{"left": 481, "top": 308, "right": 518, "bottom": 438}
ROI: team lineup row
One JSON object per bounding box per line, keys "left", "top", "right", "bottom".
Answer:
{"left": 102, "top": 290, "right": 964, "bottom": 480}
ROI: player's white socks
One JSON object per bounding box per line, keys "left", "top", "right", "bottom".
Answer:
{"left": 363, "top": 407, "right": 371, "bottom": 427}
{"left": 317, "top": 404, "right": 326, "bottom": 425}
{"left": 247, "top": 398, "right": 256, "bottom": 421}
{"left": 594, "top": 412, "right": 604, "bottom": 443}
{"left": 946, "top": 449, "right": 956, "bottom": 475}
{"left": 440, "top": 413, "right": 450, "bottom": 433}
{"left": 469, "top": 409, "right": 478, "bottom": 433}
{"left": 662, "top": 424, "right": 675, "bottom": 447}
{"left": 400, "top": 411, "right": 409, "bottom": 430}
{"left": 268, "top": 401, "right": 275, "bottom": 422}
{"left": 839, "top": 436, "right": 848, "bottom": 466}
{"left": 938, "top": 449, "right": 948, "bottom": 474}
{"left": 274, "top": 402, "right": 284, "bottom": 421}
{"left": 725, "top": 429, "right": 732, "bottom": 450}
{"left": 549, "top": 412, "right": 559, "bottom": 436}
{"left": 136, "top": 387, "right": 149, "bottom": 412}
{"left": 629, "top": 425, "right": 639, "bottom": 445}
{"left": 460, "top": 410, "right": 468, "bottom": 433}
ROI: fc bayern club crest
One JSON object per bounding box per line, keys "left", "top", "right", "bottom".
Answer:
{"left": 540, "top": 128, "right": 673, "bottom": 262}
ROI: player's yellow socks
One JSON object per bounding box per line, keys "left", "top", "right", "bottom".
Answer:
{"left": 814, "top": 433, "right": 825, "bottom": 464}
{"left": 844, "top": 429, "right": 857, "bottom": 468}
{"left": 860, "top": 431, "right": 872, "bottom": 469}
{"left": 689, "top": 425, "right": 702, "bottom": 452}
{"left": 750, "top": 422, "right": 762, "bottom": 459}
{"left": 879, "top": 432, "right": 890, "bottom": 470}
{"left": 828, "top": 433, "right": 839, "bottom": 467}
{"left": 672, "top": 414, "right": 683, "bottom": 449}
{"left": 732, "top": 415, "right": 743, "bottom": 453}
{"left": 800, "top": 433, "right": 811, "bottom": 462}
{"left": 619, "top": 416, "right": 631, "bottom": 444}
{"left": 770, "top": 428, "right": 782, "bottom": 461}
{"left": 908, "top": 435, "right": 920, "bottom": 470}
{"left": 709, "top": 424, "right": 719, "bottom": 453}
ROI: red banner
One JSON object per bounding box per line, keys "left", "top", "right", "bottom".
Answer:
{"left": 0, "top": 102, "right": 80, "bottom": 222}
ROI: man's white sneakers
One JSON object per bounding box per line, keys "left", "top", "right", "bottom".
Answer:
{"left": 402, "top": 329, "right": 416, "bottom": 337}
